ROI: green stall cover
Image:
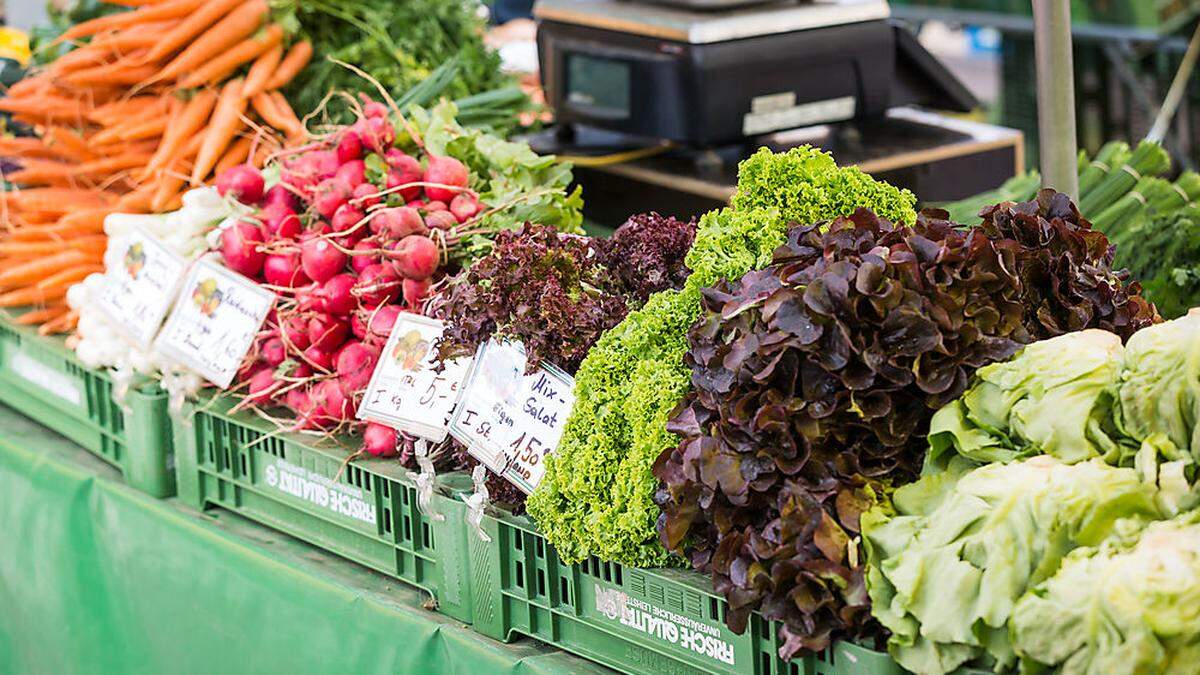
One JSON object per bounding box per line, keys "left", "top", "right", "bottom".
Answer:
{"left": 0, "top": 405, "right": 611, "bottom": 675}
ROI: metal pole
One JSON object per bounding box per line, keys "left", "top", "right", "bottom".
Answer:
{"left": 1032, "top": 0, "right": 1079, "bottom": 199}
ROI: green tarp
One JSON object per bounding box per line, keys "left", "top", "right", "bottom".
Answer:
{"left": 0, "top": 404, "right": 610, "bottom": 675}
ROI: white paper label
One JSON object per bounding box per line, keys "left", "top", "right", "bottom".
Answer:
{"left": 153, "top": 257, "right": 275, "bottom": 388}
{"left": 742, "top": 95, "right": 856, "bottom": 136}
{"left": 10, "top": 350, "right": 82, "bottom": 406}
{"left": 357, "top": 314, "right": 472, "bottom": 442}
{"left": 447, "top": 340, "right": 575, "bottom": 494}
{"left": 96, "top": 228, "right": 189, "bottom": 349}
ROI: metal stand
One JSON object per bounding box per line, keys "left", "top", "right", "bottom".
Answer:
{"left": 1033, "top": 0, "right": 1079, "bottom": 197}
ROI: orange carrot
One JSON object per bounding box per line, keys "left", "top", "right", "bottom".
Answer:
{"left": 179, "top": 23, "right": 284, "bottom": 88}
{"left": 145, "top": 0, "right": 245, "bottom": 63}
{"left": 0, "top": 236, "right": 108, "bottom": 256}
{"left": 0, "top": 250, "right": 86, "bottom": 289}
{"left": 0, "top": 98, "right": 87, "bottom": 122}
{"left": 265, "top": 40, "right": 311, "bottom": 90}
{"left": 88, "top": 95, "right": 162, "bottom": 125}
{"left": 191, "top": 78, "right": 247, "bottom": 184}
{"left": 153, "top": 134, "right": 203, "bottom": 210}
{"left": 39, "top": 309, "right": 80, "bottom": 335}
{"left": 14, "top": 305, "right": 67, "bottom": 325}
{"left": 143, "top": 89, "right": 216, "bottom": 177}
{"left": 55, "top": 0, "right": 205, "bottom": 44}
{"left": 114, "top": 117, "right": 168, "bottom": 142}
{"left": 269, "top": 91, "right": 306, "bottom": 139}
{"left": 8, "top": 217, "right": 107, "bottom": 241}
{"left": 62, "top": 61, "right": 159, "bottom": 88}
{"left": 36, "top": 264, "right": 105, "bottom": 290}
{"left": 214, "top": 135, "right": 253, "bottom": 176}
{"left": 250, "top": 91, "right": 301, "bottom": 140}
{"left": 116, "top": 184, "right": 155, "bottom": 212}
{"left": 76, "top": 153, "right": 155, "bottom": 178}
{"left": 242, "top": 42, "right": 282, "bottom": 98}
{"left": 156, "top": 0, "right": 268, "bottom": 83}
{"left": 8, "top": 188, "right": 116, "bottom": 213}
{"left": 41, "top": 127, "right": 99, "bottom": 162}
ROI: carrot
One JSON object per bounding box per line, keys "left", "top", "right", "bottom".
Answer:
{"left": 179, "top": 23, "right": 284, "bottom": 88}
{"left": 142, "top": 89, "right": 217, "bottom": 178}
{"left": 156, "top": 0, "right": 268, "bottom": 83}
{"left": 0, "top": 98, "right": 88, "bottom": 122}
{"left": 41, "top": 127, "right": 99, "bottom": 162}
{"left": 8, "top": 188, "right": 117, "bottom": 213}
{"left": 250, "top": 91, "right": 302, "bottom": 140}
{"left": 0, "top": 250, "right": 86, "bottom": 289}
{"left": 39, "top": 309, "right": 80, "bottom": 335}
{"left": 153, "top": 134, "right": 203, "bottom": 210}
{"left": 269, "top": 91, "right": 306, "bottom": 140}
{"left": 265, "top": 40, "right": 311, "bottom": 90}
{"left": 62, "top": 61, "right": 159, "bottom": 88}
{"left": 191, "top": 78, "right": 247, "bottom": 184}
{"left": 36, "top": 265, "right": 105, "bottom": 291}
{"left": 8, "top": 218, "right": 106, "bottom": 242}
{"left": 76, "top": 153, "right": 155, "bottom": 179}
{"left": 55, "top": 0, "right": 205, "bottom": 44}
{"left": 116, "top": 184, "right": 155, "bottom": 212}
{"left": 5, "top": 76, "right": 49, "bottom": 98}
{"left": 88, "top": 96, "right": 162, "bottom": 125}
{"left": 214, "top": 136, "right": 253, "bottom": 176}
{"left": 14, "top": 305, "right": 68, "bottom": 325}
{"left": 0, "top": 137, "right": 61, "bottom": 158}
{"left": 0, "top": 236, "right": 108, "bottom": 256}
{"left": 145, "top": 0, "right": 245, "bottom": 63}
{"left": 242, "top": 42, "right": 282, "bottom": 98}
{"left": 112, "top": 117, "right": 168, "bottom": 143}
{"left": 51, "top": 23, "right": 176, "bottom": 73}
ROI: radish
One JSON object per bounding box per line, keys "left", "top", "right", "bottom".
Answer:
{"left": 308, "top": 314, "right": 349, "bottom": 351}
{"left": 423, "top": 210, "right": 458, "bottom": 231}
{"left": 285, "top": 386, "right": 315, "bottom": 415}
{"left": 311, "top": 150, "right": 340, "bottom": 179}
{"left": 220, "top": 221, "right": 266, "bottom": 277}
{"left": 262, "top": 337, "right": 286, "bottom": 367}
{"left": 264, "top": 253, "right": 310, "bottom": 288}
{"left": 313, "top": 178, "right": 352, "bottom": 220}
{"left": 356, "top": 264, "right": 401, "bottom": 305}
{"left": 351, "top": 239, "right": 377, "bottom": 274}
{"left": 335, "top": 159, "right": 366, "bottom": 188}
{"left": 423, "top": 200, "right": 447, "bottom": 213}
{"left": 247, "top": 368, "right": 279, "bottom": 405}
{"left": 391, "top": 235, "right": 439, "bottom": 279}
{"left": 281, "top": 314, "right": 311, "bottom": 350}
{"left": 313, "top": 378, "right": 355, "bottom": 425}
{"left": 374, "top": 206, "right": 426, "bottom": 239}
{"left": 300, "top": 236, "right": 348, "bottom": 283}
{"left": 450, "top": 193, "right": 480, "bottom": 222}
{"left": 330, "top": 203, "right": 364, "bottom": 233}
{"left": 352, "top": 182, "right": 382, "bottom": 209}
{"left": 367, "top": 305, "right": 401, "bottom": 343}
{"left": 303, "top": 343, "right": 335, "bottom": 371}
{"left": 362, "top": 422, "right": 399, "bottom": 457}
{"left": 363, "top": 100, "right": 389, "bottom": 119}
{"left": 335, "top": 341, "right": 378, "bottom": 393}
{"left": 216, "top": 164, "right": 265, "bottom": 204}
{"left": 336, "top": 131, "right": 364, "bottom": 163}
{"left": 403, "top": 277, "right": 431, "bottom": 308}
{"left": 317, "top": 273, "right": 357, "bottom": 315}
{"left": 264, "top": 184, "right": 300, "bottom": 211}
{"left": 260, "top": 202, "right": 301, "bottom": 239}
{"left": 358, "top": 116, "right": 395, "bottom": 152}
{"left": 386, "top": 153, "right": 423, "bottom": 201}
{"left": 423, "top": 155, "right": 468, "bottom": 202}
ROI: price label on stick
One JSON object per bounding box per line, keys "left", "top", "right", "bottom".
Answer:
{"left": 153, "top": 257, "right": 275, "bottom": 388}
{"left": 95, "top": 227, "right": 189, "bottom": 349}
{"left": 357, "top": 313, "right": 472, "bottom": 442}
{"left": 448, "top": 340, "right": 575, "bottom": 494}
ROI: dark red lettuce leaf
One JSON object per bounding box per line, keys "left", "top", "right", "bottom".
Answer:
{"left": 601, "top": 212, "right": 697, "bottom": 302}
{"left": 654, "top": 191, "right": 1158, "bottom": 660}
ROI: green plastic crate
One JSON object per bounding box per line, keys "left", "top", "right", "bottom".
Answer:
{"left": 171, "top": 395, "right": 476, "bottom": 622}
{"left": 0, "top": 315, "right": 175, "bottom": 497}
{"left": 462, "top": 508, "right": 988, "bottom": 675}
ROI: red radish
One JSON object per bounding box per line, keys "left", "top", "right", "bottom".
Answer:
{"left": 386, "top": 153, "right": 423, "bottom": 201}
{"left": 264, "top": 253, "right": 310, "bottom": 288}
{"left": 352, "top": 182, "right": 382, "bottom": 209}
{"left": 281, "top": 314, "right": 311, "bottom": 350}
{"left": 311, "top": 150, "right": 340, "bottom": 179}
{"left": 317, "top": 273, "right": 357, "bottom": 316}
{"left": 358, "top": 116, "right": 395, "bottom": 152}
{"left": 260, "top": 202, "right": 301, "bottom": 239}
{"left": 362, "top": 422, "right": 399, "bottom": 457}
{"left": 313, "top": 378, "right": 355, "bottom": 424}
{"left": 374, "top": 206, "right": 425, "bottom": 239}
{"left": 330, "top": 203, "right": 364, "bottom": 233}
{"left": 351, "top": 312, "right": 368, "bottom": 340}
{"left": 216, "top": 164, "right": 265, "bottom": 204}
{"left": 262, "top": 337, "right": 286, "bottom": 367}
{"left": 300, "top": 236, "right": 348, "bottom": 283}
{"left": 336, "top": 341, "right": 378, "bottom": 393}
{"left": 335, "top": 159, "right": 366, "bottom": 187}
{"left": 424, "top": 210, "right": 457, "bottom": 231}
{"left": 303, "top": 343, "right": 335, "bottom": 371}
{"left": 450, "top": 193, "right": 480, "bottom": 222}
{"left": 367, "top": 305, "right": 401, "bottom": 343}
{"left": 264, "top": 184, "right": 300, "bottom": 210}
{"left": 403, "top": 277, "right": 431, "bottom": 308}
{"left": 423, "top": 200, "right": 447, "bottom": 213}
{"left": 308, "top": 314, "right": 349, "bottom": 351}
{"left": 351, "top": 239, "right": 377, "bottom": 274}
{"left": 285, "top": 387, "right": 315, "bottom": 416}
{"left": 356, "top": 264, "right": 401, "bottom": 305}
{"left": 337, "top": 132, "right": 363, "bottom": 163}
{"left": 313, "top": 178, "right": 352, "bottom": 219}
{"left": 407, "top": 199, "right": 426, "bottom": 210}
{"left": 363, "top": 100, "right": 388, "bottom": 119}
{"left": 391, "top": 235, "right": 439, "bottom": 279}
{"left": 423, "top": 155, "right": 468, "bottom": 202}
{"left": 247, "top": 369, "right": 279, "bottom": 405}
{"left": 220, "top": 221, "right": 266, "bottom": 277}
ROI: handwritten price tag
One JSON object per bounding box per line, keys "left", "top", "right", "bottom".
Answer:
{"left": 357, "top": 314, "right": 472, "bottom": 442}
{"left": 153, "top": 257, "right": 275, "bottom": 388}
{"left": 96, "top": 228, "right": 189, "bottom": 349}
{"left": 448, "top": 340, "right": 575, "bottom": 494}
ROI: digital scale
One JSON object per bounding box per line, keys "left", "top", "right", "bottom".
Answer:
{"left": 535, "top": 0, "right": 977, "bottom": 146}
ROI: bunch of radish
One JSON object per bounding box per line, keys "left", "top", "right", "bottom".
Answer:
{"left": 214, "top": 96, "right": 479, "bottom": 457}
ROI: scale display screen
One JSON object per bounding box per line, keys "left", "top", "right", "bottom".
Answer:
{"left": 565, "top": 54, "right": 631, "bottom": 119}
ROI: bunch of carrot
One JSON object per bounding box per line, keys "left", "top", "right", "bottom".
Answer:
{"left": 0, "top": 0, "right": 313, "bottom": 333}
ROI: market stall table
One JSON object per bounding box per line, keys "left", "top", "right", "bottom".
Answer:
{"left": 0, "top": 403, "right": 613, "bottom": 675}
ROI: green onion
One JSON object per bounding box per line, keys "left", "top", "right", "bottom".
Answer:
{"left": 1078, "top": 142, "right": 1170, "bottom": 219}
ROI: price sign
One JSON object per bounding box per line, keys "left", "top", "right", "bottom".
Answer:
{"left": 448, "top": 340, "right": 575, "bottom": 494}
{"left": 153, "top": 257, "right": 275, "bottom": 388}
{"left": 357, "top": 314, "right": 472, "bottom": 442}
{"left": 96, "top": 228, "right": 190, "bottom": 348}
